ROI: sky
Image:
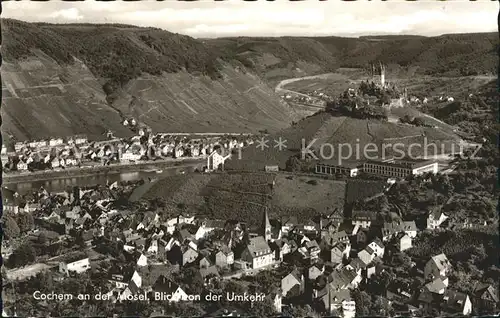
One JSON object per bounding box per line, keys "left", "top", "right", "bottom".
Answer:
{"left": 3, "top": 0, "right": 498, "bottom": 38}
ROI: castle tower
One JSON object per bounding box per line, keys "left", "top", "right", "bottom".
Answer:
{"left": 379, "top": 62, "right": 386, "bottom": 87}
{"left": 261, "top": 209, "right": 272, "bottom": 241}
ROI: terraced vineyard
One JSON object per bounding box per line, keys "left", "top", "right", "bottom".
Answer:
{"left": 1, "top": 52, "right": 301, "bottom": 140}
{"left": 141, "top": 172, "right": 346, "bottom": 226}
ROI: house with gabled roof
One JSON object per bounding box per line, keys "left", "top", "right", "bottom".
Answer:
{"left": 206, "top": 148, "right": 231, "bottom": 172}
{"left": 168, "top": 245, "right": 199, "bottom": 267}
{"left": 442, "top": 290, "right": 473, "bottom": 315}
{"left": 402, "top": 220, "right": 417, "bottom": 238}
{"left": 146, "top": 239, "right": 159, "bottom": 255}
{"left": 473, "top": 283, "right": 498, "bottom": 312}
{"left": 330, "top": 242, "right": 351, "bottom": 265}
{"left": 108, "top": 273, "right": 129, "bottom": 290}
{"left": 198, "top": 265, "right": 220, "bottom": 286}
{"left": 357, "top": 247, "right": 375, "bottom": 266}
{"left": 381, "top": 221, "right": 402, "bottom": 241}
{"left": 367, "top": 238, "right": 385, "bottom": 258}
{"left": 320, "top": 230, "right": 349, "bottom": 250}
{"left": 319, "top": 284, "right": 354, "bottom": 316}
{"left": 424, "top": 254, "right": 451, "bottom": 280}
{"left": 215, "top": 245, "right": 234, "bottom": 267}
{"left": 137, "top": 253, "right": 148, "bottom": 267}
{"left": 152, "top": 275, "right": 189, "bottom": 302}
{"left": 308, "top": 264, "right": 325, "bottom": 281}
{"left": 328, "top": 267, "right": 362, "bottom": 290}
{"left": 427, "top": 206, "right": 448, "bottom": 229}
{"left": 241, "top": 236, "right": 274, "bottom": 269}
{"left": 304, "top": 240, "right": 321, "bottom": 261}
{"left": 198, "top": 255, "right": 213, "bottom": 269}
{"left": 396, "top": 233, "right": 412, "bottom": 252}
{"left": 270, "top": 239, "right": 292, "bottom": 262}
{"left": 417, "top": 288, "right": 441, "bottom": 312}
{"left": 424, "top": 276, "right": 448, "bottom": 294}
{"left": 281, "top": 216, "right": 298, "bottom": 233}
{"left": 351, "top": 210, "right": 378, "bottom": 229}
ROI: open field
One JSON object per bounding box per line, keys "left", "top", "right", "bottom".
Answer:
{"left": 272, "top": 174, "right": 345, "bottom": 213}
{"left": 5, "top": 263, "right": 56, "bottom": 281}
{"left": 281, "top": 69, "right": 367, "bottom": 95}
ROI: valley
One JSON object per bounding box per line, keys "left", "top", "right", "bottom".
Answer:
{"left": 2, "top": 11, "right": 499, "bottom": 318}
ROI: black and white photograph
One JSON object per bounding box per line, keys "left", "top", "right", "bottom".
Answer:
{"left": 1, "top": 0, "right": 498, "bottom": 317}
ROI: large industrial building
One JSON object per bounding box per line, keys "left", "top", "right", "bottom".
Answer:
{"left": 315, "top": 158, "right": 438, "bottom": 179}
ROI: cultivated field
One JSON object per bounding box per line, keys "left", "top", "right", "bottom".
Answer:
{"left": 142, "top": 172, "right": 347, "bottom": 226}
{"left": 271, "top": 174, "right": 345, "bottom": 214}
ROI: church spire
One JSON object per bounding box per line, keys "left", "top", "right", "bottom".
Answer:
{"left": 261, "top": 208, "right": 272, "bottom": 241}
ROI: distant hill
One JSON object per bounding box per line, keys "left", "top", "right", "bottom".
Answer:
{"left": 2, "top": 18, "right": 496, "bottom": 140}
{"left": 208, "top": 33, "right": 497, "bottom": 83}
{"left": 1, "top": 19, "right": 302, "bottom": 140}
{"left": 225, "top": 110, "right": 462, "bottom": 171}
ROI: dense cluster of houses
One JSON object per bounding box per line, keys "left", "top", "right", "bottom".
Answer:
{"left": 8, "top": 180, "right": 494, "bottom": 315}
{"left": 3, "top": 133, "right": 253, "bottom": 173}
{"left": 2, "top": 176, "right": 496, "bottom": 317}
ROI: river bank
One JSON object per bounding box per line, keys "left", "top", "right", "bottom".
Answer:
{"left": 3, "top": 158, "right": 204, "bottom": 185}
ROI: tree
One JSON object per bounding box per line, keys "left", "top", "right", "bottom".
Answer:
{"left": 181, "top": 267, "right": 204, "bottom": 294}
{"left": 245, "top": 298, "right": 277, "bottom": 317}
{"left": 3, "top": 215, "right": 20, "bottom": 239}
{"left": 9, "top": 242, "right": 37, "bottom": 267}
{"left": 380, "top": 92, "right": 391, "bottom": 106}
{"left": 371, "top": 296, "right": 393, "bottom": 316}
{"left": 167, "top": 303, "right": 205, "bottom": 317}
{"left": 37, "top": 232, "right": 48, "bottom": 245}
{"left": 284, "top": 304, "right": 318, "bottom": 318}
{"left": 286, "top": 156, "right": 302, "bottom": 172}
{"left": 16, "top": 212, "right": 34, "bottom": 233}
{"left": 352, "top": 290, "right": 372, "bottom": 316}
{"left": 412, "top": 117, "right": 425, "bottom": 126}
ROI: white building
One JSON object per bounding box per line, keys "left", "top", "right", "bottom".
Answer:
{"left": 64, "top": 158, "right": 78, "bottom": 166}
{"left": 206, "top": 150, "right": 231, "bottom": 172}
{"left": 49, "top": 138, "right": 64, "bottom": 147}
{"left": 137, "top": 254, "right": 148, "bottom": 267}
{"left": 120, "top": 151, "right": 142, "bottom": 162}
{"left": 174, "top": 147, "right": 184, "bottom": 158}
{"left": 367, "top": 239, "right": 385, "bottom": 258}
{"left": 427, "top": 208, "right": 448, "bottom": 230}
{"left": 316, "top": 161, "right": 360, "bottom": 177}
{"left": 425, "top": 254, "right": 452, "bottom": 280}
{"left": 75, "top": 136, "right": 88, "bottom": 145}
{"left": 363, "top": 159, "right": 438, "bottom": 178}
{"left": 17, "top": 161, "right": 28, "bottom": 171}
{"left": 443, "top": 291, "right": 472, "bottom": 315}
{"left": 51, "top": 158, "right": 60, "bottom": 168}
{"left": 59, "top": 257, "right": 90, "bottom": 275}
{"left": 147, "top": 240, "right": 158, "bottom": 255}
{"left": 14, "top": 142, "right": 26, "bottom": 152}
{"left": 241, "top": 236, "right": 274, "bottom": 269}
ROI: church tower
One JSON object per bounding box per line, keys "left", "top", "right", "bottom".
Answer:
{"left": 379, "top": 62, "right": 386, "bottom": 87}
{"left": 261, "top": 209, "right": 272, "bottom": 241}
